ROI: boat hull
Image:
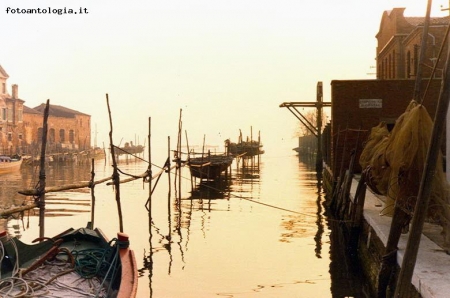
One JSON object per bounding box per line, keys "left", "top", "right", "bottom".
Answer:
{"left": 188, "top": 155, "right": 233, "bottom": 180}
{"left": 0, "top": 156, "right": 22, "bottom": 175}
{"left": 0, "top": 227, "right": 138, "bottom": 298}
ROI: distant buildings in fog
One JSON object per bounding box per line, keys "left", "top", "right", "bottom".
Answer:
{"left": 0, "top": 64, "right": 91, "bottom": 155}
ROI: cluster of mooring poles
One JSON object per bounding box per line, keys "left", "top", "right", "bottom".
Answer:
{"left": 3, "top": 96, "right": 187, "bottom": 240}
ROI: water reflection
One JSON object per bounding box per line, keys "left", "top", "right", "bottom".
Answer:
{"left": 2, "top": 151, "right": 371, "bottom": 297}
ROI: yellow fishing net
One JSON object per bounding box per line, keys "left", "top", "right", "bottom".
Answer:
{"left": 359, "top": 100, "right": 450, "bottom": 244}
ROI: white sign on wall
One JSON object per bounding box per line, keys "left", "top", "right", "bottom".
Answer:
{"left": 359, "top": 98, "right": 382, "bottom": 108}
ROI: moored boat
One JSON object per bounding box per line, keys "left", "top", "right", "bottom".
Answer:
{"left": 188, "top": 153, "right": 234, "bottom": 180}
{"left": 0, "top": 227, "right": 137, "bottom": 298}
{"left": 0, "top": 155, "right": 22, "bottom": 175}
{"left": 226, "top": 140, "right": 264, "bottom": 157}
{"left": 115, "top": 142, "right": 144, "bottom": 156}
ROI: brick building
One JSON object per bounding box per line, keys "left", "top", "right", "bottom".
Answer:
{"left": 0, "top": 65, "right": 25, "bottom": 155}
{"left": 325, "top": 8, "right": 449, "bottom": 177}
{"left": 31, "top": 104, "right": 91, "bottom": 152}
{"left": 376, "top": 7, "right": 450, "bottom": 79}
{"left": 0, "top": 64, "right": 91, "bottom": 155}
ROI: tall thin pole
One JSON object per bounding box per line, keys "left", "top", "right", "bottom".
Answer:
{"left": 90, "top": 158, "right": 96, "bottom": 228}
{"left": 177, "top": 109, "right": 182, "bottom": 201}
{"left": 316, "top": 81, "right": 323, "bottom": 172}
{"left": 167, "top": 136, "right": 171, "bottom": 195}
{"left": 413, "top": 0, "right": 432, "bottom": 102}
{"left": 38, "top": 99, "right": 50, "bottom": 238}
{"left": 106, "top": 94, "right": 124, "bottom": 233}
{"left": 395, "top": 9, "right": 450, "bottom": 297}
{"left": 148, "top": 117, "right": 152, "bottom": 213}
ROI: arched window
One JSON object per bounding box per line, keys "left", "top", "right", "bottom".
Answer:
{"left": 59, "top": 129, "right": 65, "bottom": 143}
{"left": 49, "top": 128, "right": 55, "bottom": 143}
{"left": 37, "top": 128, "right": 43, "bottom": 143}
{"left": 392, "top": 50, "right": 396, "bottom": 78}
{"left": 69, "top": 130, "right": 75, "bottom": 144}
{"left": 406, "top": 51, "right": 411, "bottom": 78}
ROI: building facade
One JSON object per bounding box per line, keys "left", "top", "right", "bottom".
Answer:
{"left": 376, "top": 7, "right": 450, "bottom": 79}
{"left": 0, "top": 64, "right": 91, "bottom": 155}
{"left": 0, "top": 65, "right": 25, "bottom": 155}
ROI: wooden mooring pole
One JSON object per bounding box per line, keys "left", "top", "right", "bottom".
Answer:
{"left": 316, "top": 82, "right": 323, "bottom": 172}
{"left": 167, "top": 136, "right": 171, "bottom": 196}
{"left": 90, "top": 158, "right": 96, "bottom": 228}
{"left": 38, "top": 99, "right": 50, "bottom": 238}
{"left": 106, "top": 94, "right": 124, "bottom": 233}
{"left": 395, "top": 6, "right": 450, "bottom": 297}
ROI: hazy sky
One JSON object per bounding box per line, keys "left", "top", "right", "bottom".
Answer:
{"left": 1, "top": 0, "right": 448, "bottom": 155}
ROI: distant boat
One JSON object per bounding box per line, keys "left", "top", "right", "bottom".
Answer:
{"left": 0, "top": 227, "right": 138, "bottom": 297}
{"left": 188, "top": 153, "right": 234, "bottom": 180}
{"left": 115, "top": 142, "right": 145, "bottom": 156}
{"left": 0, "top": 155, "right": 22, "bottom": 174}
{"left": 226, "top": 140, "right": 264, "bottom": 157}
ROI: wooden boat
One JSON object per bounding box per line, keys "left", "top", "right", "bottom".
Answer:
{"left": 0, "top": 227, "right": 138, "bottom": 298}
{"left": 0, "top": 155, "right": 22, "bottom": 174}
{"left": 115, "top": 142, "right": 144, "bottom": 156}
{"left": 226, "top": 140, "right": 264, "bottom": 157}
{"left": 188, "top": 153, "right": 234, "bottom": 180}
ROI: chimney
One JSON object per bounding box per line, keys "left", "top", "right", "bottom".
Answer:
{"left": 11, "top": 84, "right": 18, "bottom": 99}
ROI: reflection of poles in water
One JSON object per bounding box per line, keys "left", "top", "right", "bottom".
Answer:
{"left": 314, "top": 170, "right": 324, "bottom": 259}
{"left": 173, "top": 110, "right": 186, "bottom": 265}
{"left": 147, "top": 116, "right": 153, "bottom": 297}
{"left": 166, "top": 190, "right": 173, "bottom": 275}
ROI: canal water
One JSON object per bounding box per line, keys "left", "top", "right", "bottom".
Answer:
{"left": 0, "top": 149, "right": 370, "bottom": 297}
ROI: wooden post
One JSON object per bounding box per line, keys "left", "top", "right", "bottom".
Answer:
{"left": 185, "top": 130, "right": 193, "bottom": 192}
{"left": 38, "top": 99, "right": 50, "bottom": 238}
{"left": 167, "top": 136, "right": 171, "bottom": 195}
{"left": 377, "top": 205, "right": 410, "bottom": 297}
{"left": 147, "top": 117, "right": 152, "bottom": 212}
{"left": 177, "top": 109, "right": 182, "bottom": 201}
{"left": 348, "top": 169, "right": 368, "bottom": 256}
{"left": 316, "top": 81, "right": 323, "bottom": 172}
{"left": 90, "top": 158, "right": 95, "bottom": 228}
{"left": 395, "top": 7, "right": 450, "bottom": 296}
{"left": 106, "top": 94, "right": 124, "bottom": 233}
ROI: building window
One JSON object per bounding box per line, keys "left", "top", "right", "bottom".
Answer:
{"left": 69, "top": 130, "right": 75, "bottom": 144}
{"left": 393, "top": 50, "right": 396, "bottom": 78}
{"left": 49, "top": 128, "right": 55, "bottom": 143}
{"left": 38, "top": 128, "right": 43, "bottom": 142}
{"left": 407, "top": 51, "right": 411, "bottom": 78}
{"left": 2, "top": 83, "right": 5, "bottom": 94}
{"left": 18, "top": 134, "right": 22, "bottom": 140}
{"left": 7, "top": 108, "right": 12, "bottom": 122}
{"left": 7, "top": 133, "right": 12, "bottom": 141}
{"left": 59, "top": 129, "right": 65, "bottom": 143}
{"left": 18, "top": 109, "right": 23, "bottom": 122}
{"left": 414, "top": 44, "right": 419, "bottom": 76}
{"left": 1, "top": 108, "right": 6, "bottom": 120}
